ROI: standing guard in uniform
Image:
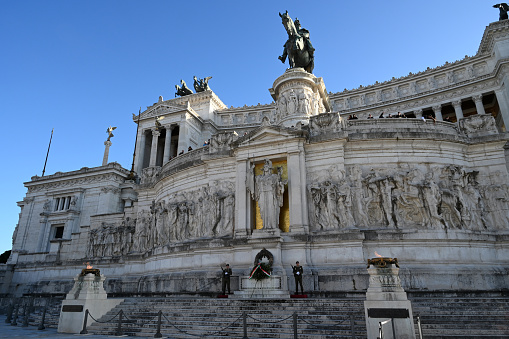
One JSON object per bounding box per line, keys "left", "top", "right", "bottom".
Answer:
{"left": 221, "top": 264, "right": 232, "bottom": 295}
{"left": 291, "top": 261, "right": 304, "bottom": 295}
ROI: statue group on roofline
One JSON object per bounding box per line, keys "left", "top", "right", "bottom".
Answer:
{"left": 175, "top": 76, "right": 212, "bottom": 97}
{"left": 278, "top": 11, "right": 315, "bottom": 73}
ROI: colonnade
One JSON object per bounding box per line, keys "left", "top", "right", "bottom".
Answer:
{"left": 135, "top": 124, "right": 180, "bottom": 174}
{"left": 413, "top": 93, "right": 489, "bottom": 121}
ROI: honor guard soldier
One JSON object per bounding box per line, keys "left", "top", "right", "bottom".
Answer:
{"left": 221, "top": 264, "right": 232, "bottom": 295}
{"left": 292, "top": 261, "right": 304, "bottom": 295}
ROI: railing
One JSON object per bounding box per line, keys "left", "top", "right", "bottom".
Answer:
{"left": 81, "top": 307, "right": 362, "bottom": 338}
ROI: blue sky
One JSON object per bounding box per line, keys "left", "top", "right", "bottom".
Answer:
{"left": 0, "top": 1, "right": 495, "bottom": 254}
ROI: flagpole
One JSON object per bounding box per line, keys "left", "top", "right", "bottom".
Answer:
{"left": 128, "top": 108, "right": 141, "bottom": 180}
{"left": 42, "top": 129, "right": 54, "bottom": 177}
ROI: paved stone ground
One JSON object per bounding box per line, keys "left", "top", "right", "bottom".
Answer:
{"left": 0, "top": 315, "right": 125, "bottom": 339}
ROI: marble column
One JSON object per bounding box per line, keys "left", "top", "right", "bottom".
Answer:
{"left": 163, "top": 126, "right": 173, "bottom": 163}
{"left": 149, "top": 129, "right": 160, "bottom": 167}
{"left": 432, "top": 104, "right": 443, "bottom": 121}
{"left": 495, "top": 87, "right": 509, "bottom": 130}
{"left": 37, "top": 217, "right": 49, "bottom": 252}
{"left": 413, "top": 109, "right": 423, "bottom": 119}
{"left": 102, "top": 140, "right": 112, "bottom": 166}
{"left": 473, "top": 94, "right": 486, "bottom": 115}
{"left": 135, "top": 130, "right": 146, "bottom": 174}
{"left": 287, "top": 151, "right": 308, "bottom": 233}
{"left": 452, "top": 100, "right": 464, "bottom": 120}
{"left": 234, "top": 159, "right": 250, "bottom": 238}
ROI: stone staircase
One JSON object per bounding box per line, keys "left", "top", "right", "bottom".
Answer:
{"left": 87, "top": 297, "right": 367, "bottom": 338}
{"left": 409, "top": 293, "right": 509, "bottom": 338}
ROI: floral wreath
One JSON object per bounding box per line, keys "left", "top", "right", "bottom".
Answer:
{"left": 249, "top": 248, "right": 274, "bottom": 281}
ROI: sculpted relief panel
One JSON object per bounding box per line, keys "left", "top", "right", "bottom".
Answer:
{"left": 308, "top": 164, "right": 509, "bottom": 231}
{"left": 86, "top": 181, "right": 235, "bottom": 257}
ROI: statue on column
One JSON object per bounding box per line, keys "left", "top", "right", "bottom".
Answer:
{"left": 106, "top": 126, "right": 116, "bottom": 141}
{"left": 248, "top": 159, "right": 287, "bottom": 229}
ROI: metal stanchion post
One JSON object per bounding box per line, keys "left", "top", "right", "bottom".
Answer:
{"left": 417, "top": 315, "right": 423, "bottom": 339}
{"left": 154, "top": 310, "right": 162, "bottom": 338}
{"left": 80, "top": 309, "right": 89, "bottom": 334}
{"left": 242, "top": 311, "right": 248, "bottom": 339}
{"left": 293, "top": 312, "right": 298, "bottom": 339}
{"left": 115, "top": 310, "right": 123, "bottom": 337}
{"left": 11, "top": 303, "right": 19, "bottom": 326}
{"left": 350, "top": 314, "right": 356, "bottom": 339}
{"left": 38, "top": 303, "right": 47, "bottom": 330}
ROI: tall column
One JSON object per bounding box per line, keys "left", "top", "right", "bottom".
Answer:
{"left": 287, "top": 150, "right": 308, "bottom": 233}
{"left": 149, "top": 129, "right": 160, "bottom": 167}
{"left": 452, "top": 100, "right": 464, "bottom": 120}
{"left": 163, "top": 126, "right": 173, "bottom": 163}
{"left": 414, "top": 109, "right": 423, "bottom": 119}
{"left": 473, "top": 94, "right": 486, "bottom": 115}
{"left": 432, "top": 104, "right": 443, "bottom": 121}
{"left": 177, "top": 122, "right": 188, "bottom": 154}
{"left": 495, "top": 88, "right": 509, "bottom": 130}
{"left": 234, "top": 159, "right": 250, "bottom": 238}
{"left": 135, "top": 130, "right": 146, "bottom": 174}
{"left": 102, "top": 140, "right": 112, "bottom": 166}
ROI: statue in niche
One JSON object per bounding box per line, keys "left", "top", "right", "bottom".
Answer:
{"left": 175, "top": 79, "right": 193, "bottom": 97}
{"left": 193, "top": 76, "right": 212, "bottom": 92}
{"left": 249, "top": 159, "right": 287, "bottom": 230}
{"left": 278, "top": 11, "right": 314, "bottom": 73}
{"left": 493, "top": 3, "right": 509, "bottom": 21}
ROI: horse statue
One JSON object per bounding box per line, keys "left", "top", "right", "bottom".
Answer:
{"left": 278, "top": 11, "right": 315, "bottom": 73}
{"left": 193, "top": 76, "right": 213, "bottom": 92}
{"left": 175, "top": 80, "right": 193, "bottom": 97}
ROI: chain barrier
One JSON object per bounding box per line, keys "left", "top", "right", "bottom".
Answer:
{"left": 80, "top": 304, "right": 358, "bottom": 338}
{"left": 87, "top": 309, "right": 123, "bottom": 324}
{"left": 246, "top": 313, "right": 294, "bottom": 324}
{"left": 299, "top": 315, "right": 351, "bottom": 329}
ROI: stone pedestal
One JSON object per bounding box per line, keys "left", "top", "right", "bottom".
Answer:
{"left": 234, "top": 276, "right": 289, "bottom": 299}
{"left": 364, "top": 262, "right": 415, "bottom": 339}
{"left": 57, "top": 271, "right": 123, "bottom": 333}
{"left": 269, "top": 68, "right": 331, "bottom": 127}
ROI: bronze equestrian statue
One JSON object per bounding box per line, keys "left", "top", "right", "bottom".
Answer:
{"left": 278, "top": 11, "right": 315, "bottom": 74}
{"left": 175, "top": 80, "right": 193, "bottom": 97}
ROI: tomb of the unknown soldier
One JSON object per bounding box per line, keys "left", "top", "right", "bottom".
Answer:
{"left": 1, "top": 7, "right": 509, "bottom": 339}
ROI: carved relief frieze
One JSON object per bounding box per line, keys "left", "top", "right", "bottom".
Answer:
{"left": 458, "top": 114, "right": 498, "bottom": 137}
{"left": 309, "top": 112, "right": 342, "bottom": 136}
{"left": 114, "top": 180, "right": 236, "bottom": 255}
{"left": 140, "top": 166, "right": 161, "bottom": 185}
{"left": 209, "top": 131, "right": 238, "bottom": 153}
{"left": 307, "top": 164, "right": 509, "bottom": 232}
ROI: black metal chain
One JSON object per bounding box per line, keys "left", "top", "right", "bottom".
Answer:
{"left": 299, "top": 315, "right": 350, "bottom": 329}
{"left": 247, "top": 313, "right": 294, "bottom": 324}
{"left": 87, "top": 310, "right": 122, "bottom": 324}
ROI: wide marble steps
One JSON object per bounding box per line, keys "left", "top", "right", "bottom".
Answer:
{"left": 87, "top": 297, "right": 367, "bottom": 338}
{"left": 410, "top": 294, "right": 509, "bottom": 338}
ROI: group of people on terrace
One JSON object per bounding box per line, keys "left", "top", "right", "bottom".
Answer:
{"left": 347, "top": 111, "right": 453, "bottom": 123}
